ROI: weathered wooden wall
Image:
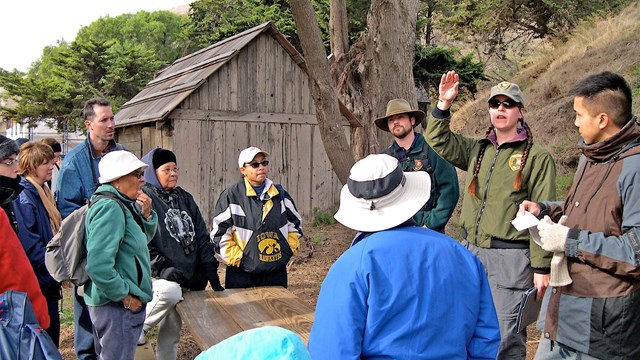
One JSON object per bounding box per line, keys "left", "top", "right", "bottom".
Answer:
{"left": 116, "top": 32, "right": 349, "bottom": 223}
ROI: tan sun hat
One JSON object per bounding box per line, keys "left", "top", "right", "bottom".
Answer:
{"left": 374, "top": 99, "right": 426, "bottom": 132}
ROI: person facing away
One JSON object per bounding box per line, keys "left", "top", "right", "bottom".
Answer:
{"left": 308, "top": 154, "right": 500, "bottom": 360}
{"left": 12, "top": 141, "right": 62, "bottom": 347}
{"left": 139, "top": 147, "right": 223, "bottom": 359}
{"left": 376, "top": 98, "right": 459, "bottom": 232}
{"left": 55, "top": 97, "right": 125, "bottom": 360}
{"left": 520, "top": 71, "right": 640, "bottom": 360}
{"left": 211, "top": 146, "right": 303, "bottom": 289}
{"left": 84, "top": 150, "right": 157, "bottom": 360}
{"left": 426, "top": 71, "right": 557, "bottom": 359}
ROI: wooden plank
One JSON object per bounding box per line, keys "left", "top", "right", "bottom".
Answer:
{"left": 284, "top": 49, "right": 294, "bottom": 114}
{"left": 290, "top": 124, "right": 313, "bottom": 217}
{"left": 219, "top": 63, "right": 229, "bottom": 110}
{"left": 311, "top": 125, "right": 333, "bottom": 213}
{"left": 256, "top": 35, "right": 267, "bottom": 112}
{"left": 176, "top": 287, "right": 315, "bottom": 350}
{"left": 237, "top": 47, "right": 249, "bottom": 113}
{"left": 229, "top": 53, "right": 239, "bottom": 111}
{"left": 210, "top": 120, "right": 226, "bottom": 222}
{"left": 246, "top": 40, "right": 258, "bottom": 113}
{"left": 177, "top": 290, "right": 244, "bottom": 349}
{"left": 274, "top": 39, "right": 284, "bottom": 113}
{"left": 170, "top": 109, "right": 327, "bottom": 125}
{"left": 265, "top": 35, "right": 275, "bottom": 113}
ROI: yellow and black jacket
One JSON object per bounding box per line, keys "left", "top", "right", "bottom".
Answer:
{"left": 211, "top": 177, "right": 302, "bottom": 273}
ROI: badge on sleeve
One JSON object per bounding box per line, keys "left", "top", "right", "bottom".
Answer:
{"left": 509, "top": 154, "right": 523, "bottom": 171}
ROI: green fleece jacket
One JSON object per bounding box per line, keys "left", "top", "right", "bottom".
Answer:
{"left": 83, "top": 185, "right": 157, "bottom": 306}
{"left": 426, "top": 108, "right": 555, "bottom": 269}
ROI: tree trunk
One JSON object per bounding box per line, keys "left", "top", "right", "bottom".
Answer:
{"left": 290, "top": 0, "right": 355, "bottom": 185}
{"left": 329, "top": 0, "right": 349, "bottom": 60}
{"left": 349, "top": 0, "right": 421, "bottom": 157}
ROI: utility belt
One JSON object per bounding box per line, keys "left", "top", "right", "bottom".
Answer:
{"left": 461, "top": 228, "right": 529, "bottom": 249}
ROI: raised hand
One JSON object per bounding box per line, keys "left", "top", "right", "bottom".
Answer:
{"left": 437, "top": 71, "right": 460, "bottom": 110}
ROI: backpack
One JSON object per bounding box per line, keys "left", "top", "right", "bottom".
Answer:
{"left": 0, "top": 290, "right": 62, "bottom": 360}
{"left": 45, "top": 191, "right": 127, "bottom": 286}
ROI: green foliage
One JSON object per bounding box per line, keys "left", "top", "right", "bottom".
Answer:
{"left": 631, "top": 66, "right": 640, "bottom": 99}
{"left": 556, "top": 175, "right": 573, "bottom": 200}
{"left": 312, "top": 208, "right": 336, "bottom": 227}
{"left": 0, "top": 11, "right": 185, "bottom": 130}
{"left": 414, "top": 45, "right": 487, "bottom": 97}
{"left": 311, "top": 233, "right": 324, "bottom": 245}
{"left": 436, "top": 0, "right": 636, "bottom": 58}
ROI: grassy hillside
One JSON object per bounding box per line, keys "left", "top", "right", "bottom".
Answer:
{"left": 449, "top": 2, "right": 640, "bottom": 176}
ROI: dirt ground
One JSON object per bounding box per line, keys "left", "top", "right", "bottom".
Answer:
{"left": 58, "top": 222, "right": 541, "bottom": 359}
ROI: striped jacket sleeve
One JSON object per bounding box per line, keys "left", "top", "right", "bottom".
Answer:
{"left": 210, "top": 190, "right": 245, "bottom": 267}
{"left": 281, "top": 189, "right": 303, "bottom": 256}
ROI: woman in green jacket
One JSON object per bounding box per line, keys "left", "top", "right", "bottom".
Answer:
{"left": 84, "top": 150, "right": 158, "bottom": 360}
{"left": 425, "top": 71, "right": 556, "bottom": 360}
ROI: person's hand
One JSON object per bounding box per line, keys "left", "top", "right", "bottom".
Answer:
{"left": 208, "top": 273, "right": 224, "bottom": 292}
{"left": 533, "top": 273, "right": 549, "bottom": 301}
{"left": 537, "top": 216, "right": 569, "bottom": 252}
{"left": 136, "top": 191, "right": 153, "bottom": 219}
{"left": 437, "top": 71, "right": 459, "bottom": 110}
{"left": 519, "top": 200, "right": 541, "bottom": 217}
{"left": 123, "top": 294, "right": 143, "bottom": 312}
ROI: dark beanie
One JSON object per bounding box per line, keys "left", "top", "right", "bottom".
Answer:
{"left": 0, "top": 135, "right": 20, "bottom": 161}
{"left": 152, "top": 149, "right": 177, "bottom": 170}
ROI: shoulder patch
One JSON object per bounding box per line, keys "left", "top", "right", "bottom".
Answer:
{"left": 508, "top": 154, "right": 523, "bottom": 171}
{"left": 413, "top": 159, "right": 424, "bottom": 171}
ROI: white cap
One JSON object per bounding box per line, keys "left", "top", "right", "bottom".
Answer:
{"left": 98, "top": 150, "right": 148, "bottom": 184}
{"left": 238, "top": 146, "right": 270, "bottom": 168}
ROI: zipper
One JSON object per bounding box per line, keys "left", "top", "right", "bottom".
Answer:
{"left": 474, "top": 148, "right": 500, "bottom": 245}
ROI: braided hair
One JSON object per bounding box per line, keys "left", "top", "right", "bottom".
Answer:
{"left": 467, "top": 111, "right": 533, "bottom": 197}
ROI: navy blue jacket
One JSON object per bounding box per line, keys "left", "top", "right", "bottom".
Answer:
{"left": 13, "top": 179, "right": 61, "bottom": 299}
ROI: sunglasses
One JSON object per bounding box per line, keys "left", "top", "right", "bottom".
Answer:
{"left": 246, "top": 160, "right": 269, "bottom": 168}
{"left": 488, "top": 99, "right": 519, "bottom": 109}
{"left": 131, "top": 170, "right": 145, "bottom": 179}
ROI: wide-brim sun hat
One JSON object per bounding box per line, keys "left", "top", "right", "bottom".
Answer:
{"left": 489, "top": 81, "right": 525, "bottom": 106}
{"left": 98, "top": 150, "right": 148, "bottom": 184}
{"left": 238, "top": 146, "right": 270, "bottom": 168}
{"left": 374, "top": 98, "right": 426, "bottom": 132}
{"left": 334, "top": 154, "right": 431, "bottom": 232}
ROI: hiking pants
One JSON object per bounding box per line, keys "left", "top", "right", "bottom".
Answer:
{"left": 144, "top": 278, "right": 183, "bottom": 360}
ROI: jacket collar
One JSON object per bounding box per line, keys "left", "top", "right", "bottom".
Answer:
{"left": 579, "top": 116, "right": 640, "bottom": 162}
{"left": 0, "top": 175, "right": 23, "bottom": 205}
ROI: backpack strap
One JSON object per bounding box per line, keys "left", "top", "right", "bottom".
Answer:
{"left": 90, "top": 191, "right": 144, "bottom": 229}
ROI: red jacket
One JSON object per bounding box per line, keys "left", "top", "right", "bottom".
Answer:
{"left": 0, "top": 207, "right": 50, "bottom": 329}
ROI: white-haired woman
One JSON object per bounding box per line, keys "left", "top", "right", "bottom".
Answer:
{"left": 83, "top": 150, "right": 157, "bottom": 360}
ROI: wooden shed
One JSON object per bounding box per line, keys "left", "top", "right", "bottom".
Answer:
{"left": 114, "top": 22, "right": 359, "bottom": 222}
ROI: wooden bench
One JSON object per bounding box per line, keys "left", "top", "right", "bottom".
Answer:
{"left": 176, "top": 286, "right": 315, "bottom": 350}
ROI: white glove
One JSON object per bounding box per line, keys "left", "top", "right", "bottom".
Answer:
{"left": 538, "top": 215, "right": 569, "bottom": 252}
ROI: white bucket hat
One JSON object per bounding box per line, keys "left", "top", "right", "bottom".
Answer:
{"left": 238, "top": 146, "right": 270, "bottom": 168}
{"left": 98, "top": 150, "right": 148, "bottom": 184}
{"left": 334, "top": 154, "right": 431, "bottom": 232}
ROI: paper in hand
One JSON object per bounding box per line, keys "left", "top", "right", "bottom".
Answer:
{"left": 511, "top": 211, "right": 540, "bottom": 232}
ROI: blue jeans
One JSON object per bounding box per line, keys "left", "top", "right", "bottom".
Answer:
{"left": 88, "top": 301, "right": 146, "bottom": 360}
{"left": 74, "top": 286, "right": 97, "bottom": 360}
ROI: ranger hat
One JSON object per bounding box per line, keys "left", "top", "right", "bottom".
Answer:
{"left": 374, "top": 99, "right": 425, "bottom": 132}
{"left": 489, "top": 82, "right": 525, "bottom": 106}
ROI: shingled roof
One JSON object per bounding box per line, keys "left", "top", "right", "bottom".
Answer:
{"left": 115, "top": 22, "right": 359, "bottom": 127}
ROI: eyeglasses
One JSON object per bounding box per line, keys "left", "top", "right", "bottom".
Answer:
{"left": 488, "top": 99, "right": 519, "bottom": 109}
{"left": 0, "top": 158, "right": 19, "bottom": 166}
{"left": 159, "top": 167, "right": 179, "bottom": 174}
{"left": 245, "top": 160, "right": 269, "bottom": 168}
{"left": 131, "top": 170, "right": 144, "bottom": 179}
